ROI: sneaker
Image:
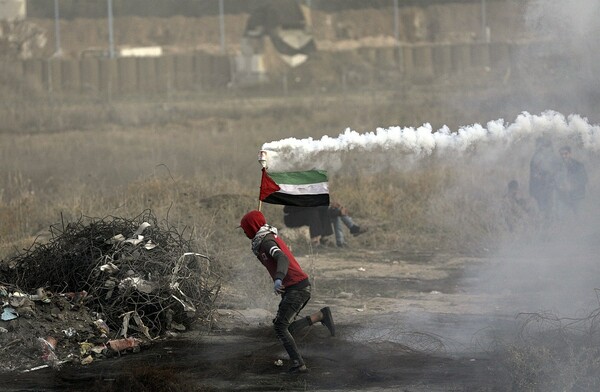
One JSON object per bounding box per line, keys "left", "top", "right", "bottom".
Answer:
{"left": 350, "top": 225, "right": 368, "bottom": 237}
{"left": 287, "top": 362, "right": 309, "bottom": 374}
{"left": 320, "top": 307, "right": 336, "bottom": 336}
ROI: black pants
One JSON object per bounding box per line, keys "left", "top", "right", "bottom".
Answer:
{"left": 283, "top": 206, "right": 333, "bottom": 238}
{"left": 273, "top": 286, "right": 312, "bottom": 365}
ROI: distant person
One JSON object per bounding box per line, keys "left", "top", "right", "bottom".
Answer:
{"left": 501, "top": 180, "right": 537, "bottom": 233}
{"left": 328, "top": 201, "right": 367, "bottom": 247}
{"left": 283, "top": 205, "right": 334, "bottom": 247}
{"left": 529, "top": 137, "right": 560, "bottom": 222}
{"left": 283, "top": 203, "right": 367, "bottom": 248}
{"left": 555, "top": 145, "right": 587, "bottom": 216}
{"left": 239, "top": 210, "right": 336, "bottom": 374}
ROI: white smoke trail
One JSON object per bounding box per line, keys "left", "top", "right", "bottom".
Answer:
{"left": 261, "top": 111, "right": 600, "bottom": 171}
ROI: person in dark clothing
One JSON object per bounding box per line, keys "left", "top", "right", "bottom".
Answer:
{"left": 328, "top": 201, "right": 368, "bottom": 247}
{"left": 283, "top": 203, "right": 367, "bottom": 248}
{"left": 240, "top": 210, "right": 336, "bottom": 374}
{"left": 555, "top": 145, "right": 588, "bottom": 216}
{"left": 529, "top": 137, "right": 560, "bottom": 222}
{"left": 283, "top": 205, "right": 334, "bottom": 247}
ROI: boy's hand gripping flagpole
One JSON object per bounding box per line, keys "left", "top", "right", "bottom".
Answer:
{"left": 257, "top": 150, "right": 268, "bottom": 211}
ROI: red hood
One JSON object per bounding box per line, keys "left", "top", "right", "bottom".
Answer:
{"left": 240, "top": 210, "right": 266, "bottom": 239}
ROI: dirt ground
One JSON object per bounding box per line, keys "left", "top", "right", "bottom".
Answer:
{"left": 1, "top": 246, "right": 517, "bottom": 391}
{"left": 4, "top": 217, "right": 600, "bottom": 392}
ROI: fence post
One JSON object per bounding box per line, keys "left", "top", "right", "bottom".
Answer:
{"left": 107, "top": 0, "right": 115, "bottom": 59}
{"left": 53, "top": 0, "right": 62, "bottom": 56}
{"left": 219, "top": 0, "right": 226, "bottom": 54}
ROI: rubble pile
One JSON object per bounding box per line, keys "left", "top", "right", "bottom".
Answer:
{"left": 0, "top": 211, "right": 220, "bottom": 371}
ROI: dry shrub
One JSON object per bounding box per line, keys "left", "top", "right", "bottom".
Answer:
{"left": 328, "top": 160, "right": 508, "bottom": 252}
{"left": 492, "top": 310, "right": 600, "bottom": 392}
{"left": 499, "top": 342, "right": 600, "bottom": 392}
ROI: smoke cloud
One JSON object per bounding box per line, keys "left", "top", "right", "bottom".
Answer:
{"left": 262, "top": 111, "right": 600, "bottom": 171}
{"left": 261, "top": 110, "right": 600, "bottom": 365}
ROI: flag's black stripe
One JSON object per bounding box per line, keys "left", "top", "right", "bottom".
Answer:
{"left": 262, "top": 193, "right": 330, "bottom": 207}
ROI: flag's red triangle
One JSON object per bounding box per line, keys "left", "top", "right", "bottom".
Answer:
{"left": 260, "top": 168, "right": 281, "bottom": 201}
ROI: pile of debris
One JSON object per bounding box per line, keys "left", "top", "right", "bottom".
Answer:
{"left": 0, "top": 211, "right": 220, "bottom": 371}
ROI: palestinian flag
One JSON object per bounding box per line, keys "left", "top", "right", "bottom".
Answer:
{"left": 259, "top": 168, "right": 330, "bottom": 207}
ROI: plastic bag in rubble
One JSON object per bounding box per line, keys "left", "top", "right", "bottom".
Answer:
{"left": 1, "top": 307, "right": 18, "bottom": 321}
{"left": 119, "top": 277, "right": 158, "bottom": 294}
{"left": 38, "top": 337, "right": 61, "bottom": 368}
{"left": 94, "top": 319, "right": 110, "bottom": 336}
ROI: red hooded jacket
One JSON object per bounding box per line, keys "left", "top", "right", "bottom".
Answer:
{"left": 240, "top": 210, "right": 309, "bottom": 289}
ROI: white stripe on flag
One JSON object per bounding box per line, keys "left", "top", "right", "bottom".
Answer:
{"left": 277, "top": 182, "right": 329, "bottom": 195}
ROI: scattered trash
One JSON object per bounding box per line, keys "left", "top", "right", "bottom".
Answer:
{"left": 430, "top": 290, "right": 441, "bottom": 295}
{"left": 0, "top": 212, "right": 221, "bottom": 371}
{"left": 357, "top": 267, "right": 366, "bottom": 272}
{"left": 22, "top": 362, "right": 68, "bottom": 373}
{"left": 0, "top": 327, "right": 8, "bottom": 333}
{"left": 124, "top": 235, "right": 145, "bottom": 246}
{"left": 62, "top": 327, "right": 77, "bottom": 338}
{"left": 119, "top": 277, "right": 158, "bottom": 294}
{"left": 30, "top": 288, "right": 51, "bottom": 303}
{"left": 99, "top": 262, "right": 119, "bottom": 273}
{"left": 79, "top": 342, "right": 94, "bottom": 356}
{"left": 144, "top": 240, "right": 157, "bottom": 250}
{"left": 274, "top": 359, "right": 284, "bottom": 367}
{"left": 94, "top": 319, "right": 110, "bottom": 335}
{"left": 1, "top": 307, "right": 18, "bottom": 321}
{"left": 3, "top": 213, "right": 219, "bottom": 339}
{"left": 38, "top": 337, "right": 60, "bottom": 369}
{"left": 62, "top": 291, "right": 88, "bottom": 303}
{"left": 121, "top": 311, "right": 153, "bottom": 340}
{"left": 133, "top": 222, "right": 151, "bottom": 237}
{"left": 9, "top": 291, "right": 26, "bottom": 298}
{"left": 107, "top": 337, "right": 142, "bottom": 352}
{"left": 91, "top": 345, "right": 106, "bottom": 354}
{"left": 108, "top": 234, "right": 126, "bottom": 244}
{"left": 8, "top": 293, "right": 28, "bottom": 307}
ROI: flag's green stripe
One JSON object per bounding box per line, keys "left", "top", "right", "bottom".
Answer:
{"left": 268, "top": 170, "right": 328, "bottom": 185}
{"left": 263, "top": 192, "right": 330, "bottom": 207}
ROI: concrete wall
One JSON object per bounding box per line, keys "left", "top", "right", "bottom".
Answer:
{"left": 13, "top": 41, "right": 541, "bottom": 97}
{"left": 16, "top": 53, "right": 231, "bottom": 97}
